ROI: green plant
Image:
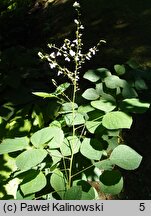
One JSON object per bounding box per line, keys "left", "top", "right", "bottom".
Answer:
{"left": 0, "top": 1, "right": 150, "bottom": 200}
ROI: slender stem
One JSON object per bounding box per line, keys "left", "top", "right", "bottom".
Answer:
{"left": 71, "top": 164, "right": 94, "bottom": 178}
{"left": 68, "top": 68, "right": 78, "bottom": 188}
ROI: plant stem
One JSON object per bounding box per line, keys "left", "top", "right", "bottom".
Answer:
{"left": 68, "top": 69, "right": 77, "bottom": 188}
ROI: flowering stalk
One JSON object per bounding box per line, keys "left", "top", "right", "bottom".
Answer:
{"left": 38, "top": 0, "right": 106, "bottom": 189}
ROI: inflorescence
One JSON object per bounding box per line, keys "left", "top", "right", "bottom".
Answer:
{"left": 38, "top": 1, "right": 106, "bottom": 84}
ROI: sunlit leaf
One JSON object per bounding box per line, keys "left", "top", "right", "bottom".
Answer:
{"left": 16, "top": 149, "right": 47, "bottom": 171}
{"left": 104, "top": 75, "right": 126, "bottom": 89}
{"left": 80, "top": 138, "right": 103, "bottom": 160}
{"left": 31, "top": 126, "right": 64, "bottom": 148}
{"left": 110, "top": 145, "right": 142, "bottom": 170}
{"left": 0, "top": 137, "right": 29, "bottom": 154}
{"left": 102, "top": 111, "right": 132, "bottom": 129}
{"left": 120, "top": 98, "right": 150, "bottom": 113}
{"left": 64, "top": 112, "right": 85, "bottom": 126}
{"left": 83, "top": 68, "right": 111, "bottom": 82}
{"left": 99, "top": 170, "right": 123, "bottom": 195}
{"left": 91, "top": 99, "right": 116, "bottom": 113}
{"left": 50, "top": 169, "right": 66, "bottom": 199}
{"left": 55, "top": 82, "right": 70, "bottom": 95}
{"left": 32, "top": 92, "right": 57, "bottom": 98}
{"left": 60, "top": 136, "right": 81, "bottom": 156}
{"left": 20, "top": 171, "right": 46, "bottom": 196}
{"left": 82, "top": 88, "right": 100, "bottom": 100}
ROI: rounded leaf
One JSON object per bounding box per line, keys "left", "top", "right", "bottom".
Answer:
{"left": 82, "top": 88, "right": 99, "bottom": 100}
{"left": 73, "top": 180, "right": 97, "bottom": 200}
{"left": 94, "top": 159, "right": 113, "bottom": 171}
{"left": 80, "top": 138, "right": 103, "bottom": 160}
{"left": 114, "top": 64, "right": 125, "bottom": 76}
{"left": 64, "top": 112, "right": 85, "bottom": 126}
{"left": 121, "top": 98, "right": 150, "bottom": 113}
{"left": 20, "top": 171, "right": 46, "bottom": 196}
{"left": 60, "top": 136, "right": 81, "bottom": 156}
{"left": 100, "top": 170, "right": 123, "bottom": 195}
{"left": 91, "top": 99, "right": 116, "bottom": 113}
{"left": 0, "top": 137, "right": 29, "bottom": 154}
{"left": 64, "top": 186, "right": 82, "bottom": 200}
{"left": 102, "top": 111, "right": 132, "bottom": 129}
{"left": 104, "top": 75, "right": 125, "bottom": 89}
{"left": 50, "top": 169, "right": 66, "bottom": 199}
{"left": 31, "top": 126, "right": 64, "bottom": 148}
{"left": 16, "top": 149, "right": 47, "bottom": 171}
{"left": 85, "top": 121, "right": 102, "bottom": 134}
{"left": 110, "top": 145, "right": 142, "bottom": 170}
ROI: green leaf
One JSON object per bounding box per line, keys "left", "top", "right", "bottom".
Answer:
{"left": 64, "top": 186, "right": 82, "bottom": 200}
{"left": 91, "top": 99, "right": 116, "bottom": 113}
{"left": 47, "top": 127, "right": 64, "bottom": 149}
{"left": 99, "top": 170, "right": 123, "bottom": 195}
{"left": 94, "top": 159, "right": 113, "bottom": 171}
{"left": 31, "top": 126, "right": 64, "bottom": 148}
{"left": 83, "top": 68, "right": 111, "bottom": 82}
{"left": 73, "top": 180, "right": 97, "bottom": 200}
{"left": 55, "top": 82, "right": 70, "bottom": 95}
{"left": 78, "top": 105, "right": 95, "bottom": 114}
{"left": 0, "top": 137, "right": 29, "bottom": 154}
{"left": 121, "top": 98, "right": 150, "bottom": 113}
{"left": 127, "top": 59, "right": 139, "bottom": 69}
{"left": 16, "top": 189, "right": 35, "bottom": 200}
{"left": 60, "top": 136, "right": 81, "bottom": 156}
{"left": 102, "top": 111, "right": 132, "bottom": 129}
{"left": 104, "top": 75, "right": 126, "bottom": 89}
{"left": 135, "top": 78, "right": 148, "bottom": 90}
{"left": 49, "top": 150, "right": 63, "bottom": 166}
{"left": 16, "top": 149, "right": 47, "bottom": 171}
{"left": 110, "top": 145, "right": 142, "bottom": 170}
{"left": 32, "top": 92, "right": 57, "bottom": 98}
{"left": 114, "top": 64, "right": 126, "bottom": 76}
{"left": 20, "top": 171, "right": 46, "bottom": 196}
{"left": 64, "top": 112, "right": 85, "bottom": 126}
{"left": 122, "top": 85, "right": 138, "bottom": 98}
{"left": 85, "top": 109, "right": 104, "bottom": 134}
{"left": 80, "top": 138, "right": 103, "bottom": 160}
{"left": 50, "top": 169, "right": 66, "bottom": 199}
{"left": 62, "top": 102, "right": 78, "bottom": 113}
{"left": 85, "top": 121, "right": 102, "bottom": 134}
{"left": 82, "top": 88, "right": 100, "bottom": 100}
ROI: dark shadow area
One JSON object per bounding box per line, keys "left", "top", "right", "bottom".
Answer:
{"left": 0, "top": 0, "right": 151, "bottom": 199}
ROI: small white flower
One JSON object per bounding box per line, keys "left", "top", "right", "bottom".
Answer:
{"left": 87, "top": 53, "right": 92, "bottom": 58}
{"left": 79, "top": 25, "right": 84, "bottom": 30}
{"left": 62, "top": 44, "right": 67, "bottom": 50}
{"left": 57, "top": 51, "right": 62, "bottom": 56}
{"left": 74, "top": 19, "right": 79, "bottom": 25}
{"left": 89, "top": 48, "right": 96, "bottom": 55}
{"left": 48, "top": 44, "right": 52, "bottom": 49}
{"left": 73, "top": 1, "right": 80, "bottom": 8}
{"left": 69, "top": 50, "right": 75, "bottom": 57}
{"left": 100, "top": 39, "right": 106, "bottom": 43}
{"left": 75, "top": 56, "right": 79, "bottom": 61}
{"left": 65, "top": 57, "right": 70, "bottom": 62}
{"left": 57, "top": 70, "right": 63, "bottom": 76}
{"left": 50, "top": 52, "right": 56, "bottom": 59}
{"left": 73, "top": 39, "right": 78, "bottom": 45}
{"left": 38, "top": 52, "right": 44, "bottom": 59}
{"left": 49, "top": 62, "right": 57, "bottom": 69}
{"left": 75, "top": 75, "right": 80, "bottom": 81}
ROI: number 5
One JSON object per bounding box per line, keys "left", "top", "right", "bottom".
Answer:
{"left": 139, "top": 203, "right": 145, "bottom": 211}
